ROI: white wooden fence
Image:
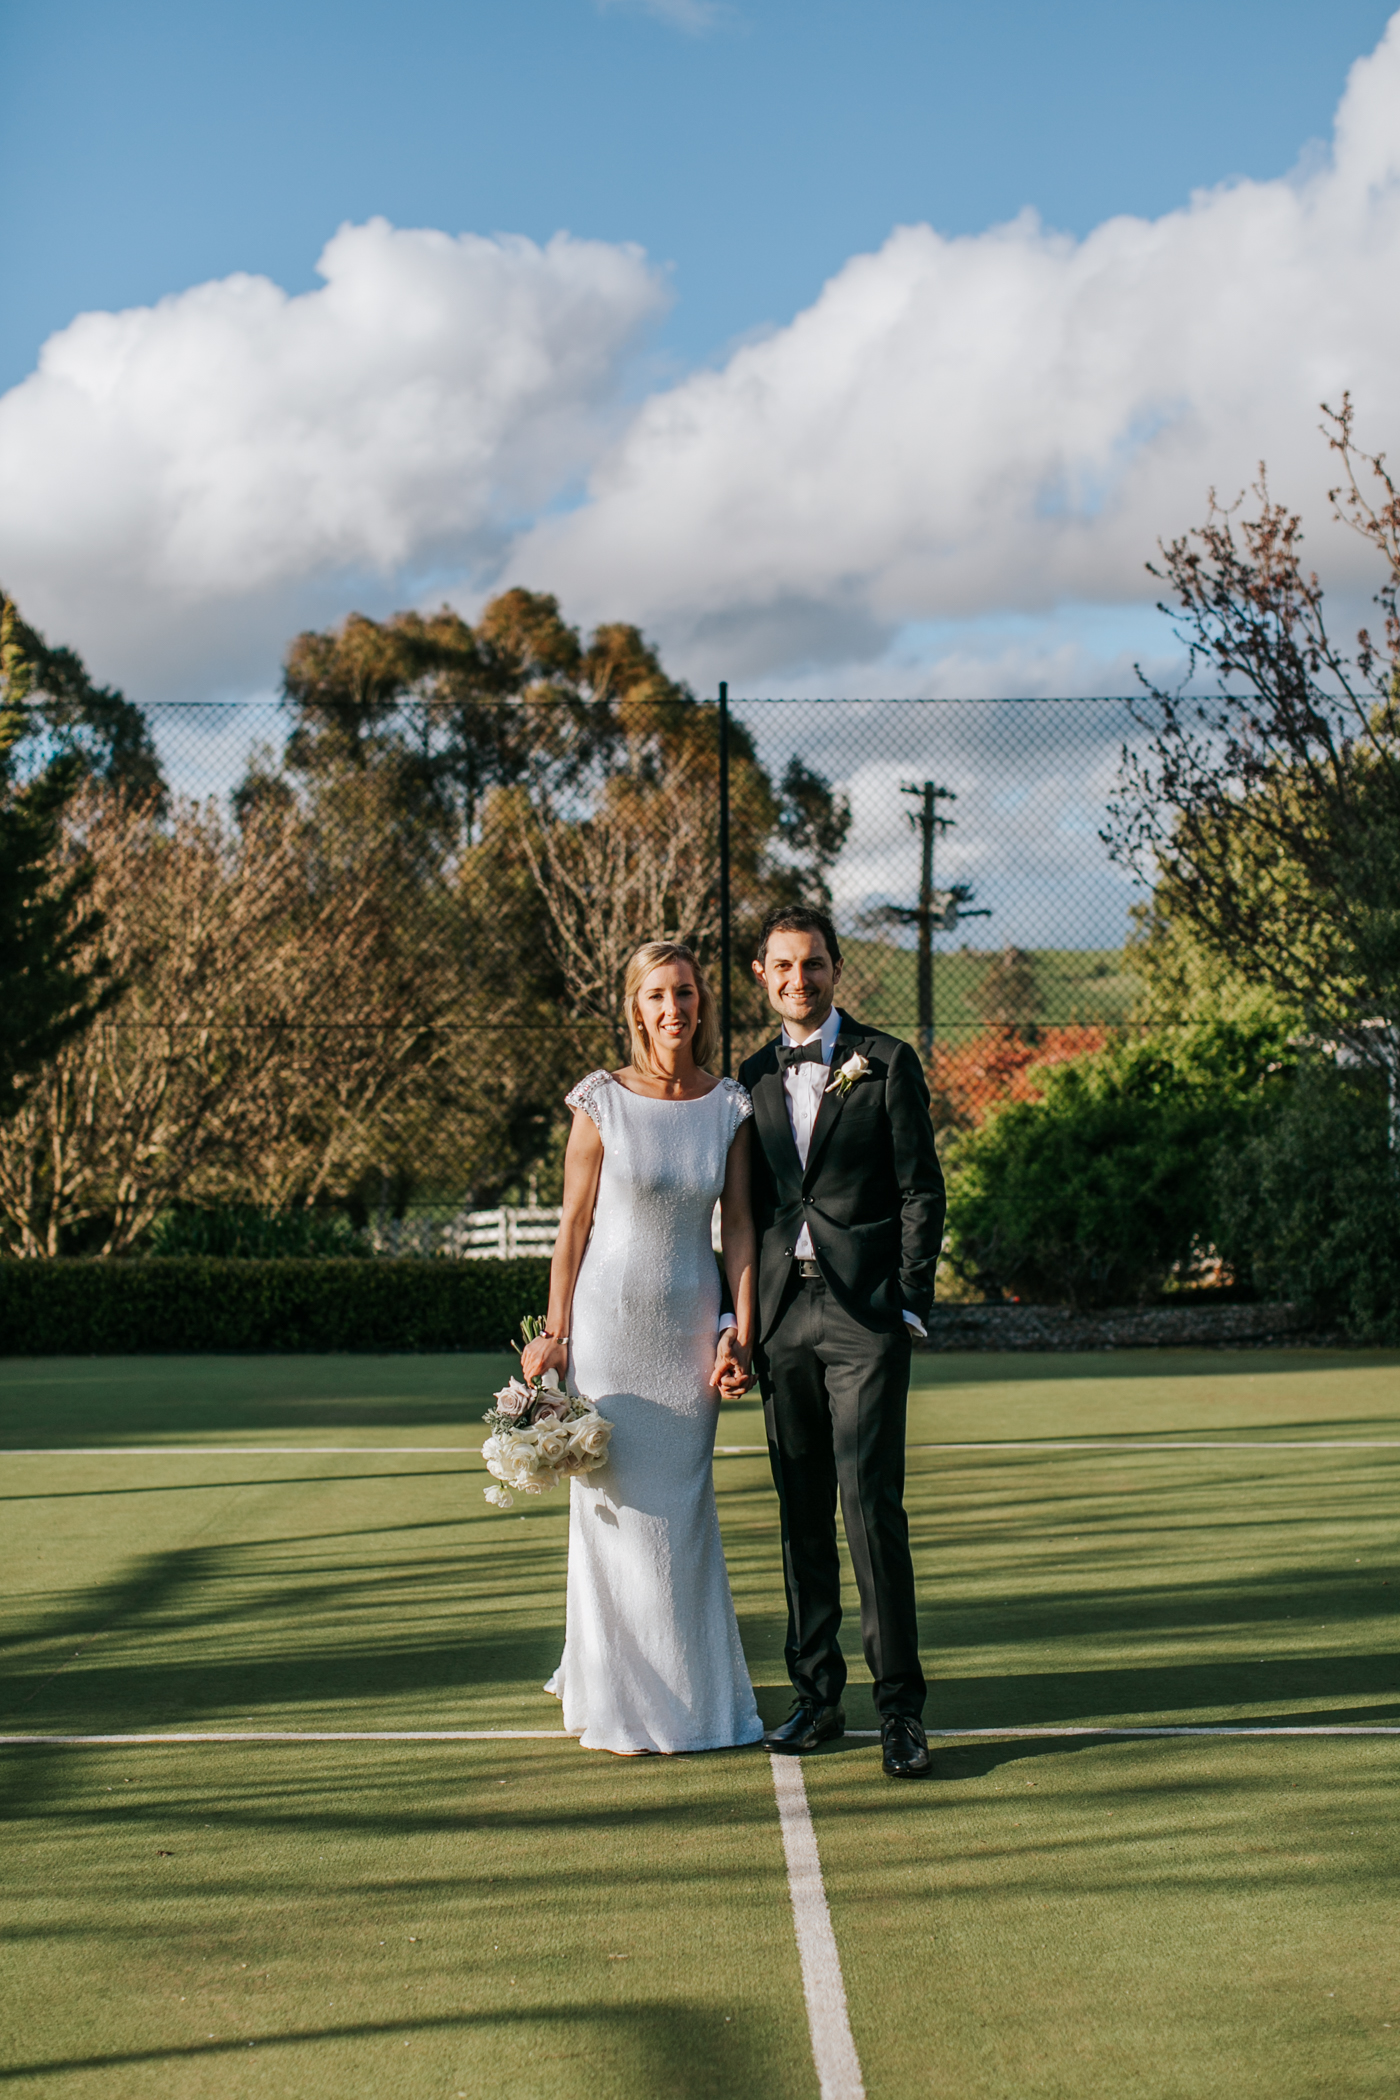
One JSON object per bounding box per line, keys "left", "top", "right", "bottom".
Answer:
{"left": 366, "top": 1200, "right": 723, "bottom": 1258}
{"left": 445, "top": 1206, "right": 563, "bottom": 1260}
{"left": 364, "top": 1204, "right": 562, "bottom": 1260}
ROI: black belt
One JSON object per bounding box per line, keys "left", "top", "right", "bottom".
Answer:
{"left": 796, "top": 1259, "right": 823, "bottom": 1281}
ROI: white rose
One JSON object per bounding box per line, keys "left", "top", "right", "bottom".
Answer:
{"left": 534, "top": 1425, "right": 570, "bottom": 1465}
{"left": 826, "top": 1049, "right": 871, "bottom": 1093}
{"left": 567, "top": 1416, "right": 613, "bottom": 1464}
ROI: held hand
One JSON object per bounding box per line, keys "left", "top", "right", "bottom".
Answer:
{"left": 520, "top": 1335, "right": 569, "bottom": 1384}
{"left": 710, "top": 1329, "right": 753, "bottom": 1398}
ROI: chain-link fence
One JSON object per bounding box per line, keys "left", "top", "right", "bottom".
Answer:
{"left": 2, "top": 687, "right": 1152, "bottom": 1256}
{"left": 722, "top": 691, "right": 1141, "bottom": 1054}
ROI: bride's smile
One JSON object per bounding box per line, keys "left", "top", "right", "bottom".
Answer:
{"left": 617, "top": 957, "right": 721, "bottom": 1101}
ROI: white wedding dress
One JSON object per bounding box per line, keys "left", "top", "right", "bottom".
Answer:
{"left": 545, "top": 1070, "right": 764, "bottom": 1755}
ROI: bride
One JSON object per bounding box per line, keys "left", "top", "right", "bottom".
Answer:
{"left": 521, "top": 940, "right": 764, "bottom": 1755}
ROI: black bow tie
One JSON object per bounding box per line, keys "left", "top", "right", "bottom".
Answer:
{"left": 778, "top": 1041, "right": 826, "bottom": 1070}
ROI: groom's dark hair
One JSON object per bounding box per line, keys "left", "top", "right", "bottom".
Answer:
{"left": 756, "top": 904, "right": 842, "bottom": 966}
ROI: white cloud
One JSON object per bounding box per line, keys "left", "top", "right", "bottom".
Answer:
{"left": 510, "top": 13, "right": 1400, "bottom": 683}
{"left": 5, "top": 15, "right": 1400, "bottom": 706}
{"left": 0, "top": 219, "right": 665, "bottom": 694}
{"left": 732, "top": 695, "right": 1143, "bottom": 945}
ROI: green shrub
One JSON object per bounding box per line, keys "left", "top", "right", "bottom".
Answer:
{"left": 144, "top": 1204, "right": 368, "bottom": 1259}
{"left": 944, "top": 1020, "right": 1291, "bottom": 1310}
{"left": 0, "top": 1256, "right": 552, "bottom": 1354}
{"left": 1214, "top": 1058, "right": 1400, "bottom": 1342}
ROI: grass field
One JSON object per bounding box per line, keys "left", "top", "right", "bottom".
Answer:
{"left": 840, "top": 940, "right": 1142, "bottom": 1040}
{"left": 4, "top": 1348, "right": 1400, "bottom": 2097}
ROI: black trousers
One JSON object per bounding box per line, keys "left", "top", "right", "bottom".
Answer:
{"left": 757, "top": 1273, "right": 926, "bottom": 1720}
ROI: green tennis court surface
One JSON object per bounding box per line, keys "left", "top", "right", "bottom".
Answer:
{"left": 4, "top": 1350, "right": 1399, "bottom": 2097}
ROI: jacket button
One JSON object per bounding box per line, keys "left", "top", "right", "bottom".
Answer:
{"left": 783, "top": 1247, "right": 793, "bottom": 1257}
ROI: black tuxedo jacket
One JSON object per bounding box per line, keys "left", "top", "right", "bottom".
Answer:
{"left": 739, "top": 1012, "right": 946, "bottom": 1342}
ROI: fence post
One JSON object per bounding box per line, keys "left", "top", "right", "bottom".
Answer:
{"left": 718, "top": 680, "right": 732, "bottom": 1076}
{"left": 918, "top": 779, "right": 935, "bottom": 1061}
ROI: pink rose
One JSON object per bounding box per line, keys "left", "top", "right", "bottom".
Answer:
{"left": 492, "top": 1378, "right": 534, "bottom": 1422}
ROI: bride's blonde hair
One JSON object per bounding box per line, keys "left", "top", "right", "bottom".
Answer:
{"left": 623, "top": 941, "right": 719, "bottom": 1077}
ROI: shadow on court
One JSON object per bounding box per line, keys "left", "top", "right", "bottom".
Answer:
{"left": 0, "top": 2002, "right": 765, "bottom": 2091}
{"left": 0, "top": 1353, "right": 518, "bottom": 1449}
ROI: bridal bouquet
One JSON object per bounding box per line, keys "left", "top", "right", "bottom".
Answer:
{"left": 480, "top": 1317, "right": 612, "bottom": 1510}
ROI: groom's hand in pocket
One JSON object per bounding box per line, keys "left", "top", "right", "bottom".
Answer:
{"left": 711, "top": 1329, "right": 753, "bottom": 1398}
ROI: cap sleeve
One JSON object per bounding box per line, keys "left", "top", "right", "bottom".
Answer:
{"left": 565, "top": 1069, "right": 613, "bottom": 1129}
{"left": 720, "top": 1077, "right": 754, "bottom": 1134}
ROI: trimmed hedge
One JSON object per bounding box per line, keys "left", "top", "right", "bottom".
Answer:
{"left": 0, "top": 1256, "right": 554, "bottom": 1354}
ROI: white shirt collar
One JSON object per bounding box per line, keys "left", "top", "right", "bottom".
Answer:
{"left": 780, "top": 1006, "right": 842, "bottom": 1064}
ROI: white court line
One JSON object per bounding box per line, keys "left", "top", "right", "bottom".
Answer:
{"left": 922, "top": 1725, "right": 1400, "bottom": 1738}
{"left": 912, "top": 1439, "right": 1400, "bottom": 1451}
{"left": 1, "top": 1446, "right": 481, "bottom": 1456}
{"left": 4, "top": 1725, "right": 1397, "bottom": 1746}
{"left": 1, "top": 1444, "right": 758, "bottom": 1456}
{"left": 0, "top": 1730, "right": 575, "bottom": 1744}
{"left": 7, "top": 1438, "right": 1400, "bottom": 1457}
{"left": 771, "top": 1754, "right": 865, "bottom": 2100}
{"left": 3, "top": 1723, "right": 1384, "bottom": 2100}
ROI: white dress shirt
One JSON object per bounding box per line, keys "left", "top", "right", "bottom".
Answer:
{"left": 780, "top": 1006, "right": 843, "bottom": 1256}
{"left": 780, "top": 1008, "right": 926, "bottom": 1339}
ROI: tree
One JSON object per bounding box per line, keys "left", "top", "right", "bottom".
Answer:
{"left": 264, "top": 591, "right": 849, "bottom": 1083}
{"left": 271, "top": 589, "right": 617, "bottom": 851}
{"left": 1104, "top": 398, "right": 1400, "bottom": 1116}
{"left": 0, "top": 599, "right": 117, "bottom": 1119}
{"left": 2, "top": 599, "right": 163, "bottom": 800}
{"left": 517, "top": 738, "right": 729, "bottom": 1056}
{"left": 1214, "top": 1054, "right": 1399, "bottom": 1342}
{"left": 967, "top": 946, "right": 1041, "bottom": 1032}
{"left": 774, "top": 755, "right": 852, "bottom": 894}
{"left": 0, "top": 790, "right": 466, "bottom": 1255}
{"left": 943, "top": 1020, "right": 1292, "bottom": 1309}
{"left": 928, "top": 1023, "right": 1107, "bottom": 1134}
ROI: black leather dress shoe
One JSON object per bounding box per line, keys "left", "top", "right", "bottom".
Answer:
{"left": 881, "top": 1715, "right": 931, "bottom": 1777}
{"left": 763, "top": 1702, "right": 846, "bottom": 1754}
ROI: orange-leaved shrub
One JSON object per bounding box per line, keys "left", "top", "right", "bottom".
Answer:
{"left": 929, "top": 1025, "right": 1109, "bottom": 1133}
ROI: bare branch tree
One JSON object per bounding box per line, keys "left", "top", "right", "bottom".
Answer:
{"left": 517, "top": 744, "right": 722, "bottom": 1054}
{"left": 0, "top": 792, "right": 457, "bottom": 1254}
{"left": 1104, "top": 397, "right": 1400, "bottom": 1098}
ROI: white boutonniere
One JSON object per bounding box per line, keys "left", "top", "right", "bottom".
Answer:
{"left": 825, "top": 1050, "right": 871, "bottom": 1097}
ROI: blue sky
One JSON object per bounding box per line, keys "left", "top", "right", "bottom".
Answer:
{"left": 3, "top": 0, "right": 1399, "bottom": 709}
{"left": 4, "top": 0, "right": 1393, "bottom": 393}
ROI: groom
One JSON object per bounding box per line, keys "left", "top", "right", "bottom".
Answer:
{"left": 738, "top": 905, "right": 945, "bottom": 1777}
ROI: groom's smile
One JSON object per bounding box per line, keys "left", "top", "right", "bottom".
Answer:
{"left": 752, "top": 928, "right": 843, "bottom": 1040}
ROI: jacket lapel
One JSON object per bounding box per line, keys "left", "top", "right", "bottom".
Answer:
{"left": 802, "top": 1014, "right": 869, "bottom": 1188}
{"left": 751, "top": 1044, "right": 804, "bottom": 1196}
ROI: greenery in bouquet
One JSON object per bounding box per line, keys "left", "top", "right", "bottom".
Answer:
{"left": 480, "top": 1315, "right": 612, "bottom": 1509}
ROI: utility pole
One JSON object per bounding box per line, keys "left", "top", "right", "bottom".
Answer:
{"left": 895, "top": 781, "right": 990, "bottom": 1061}
{"left": 901, "top": 782, "right": 954, "bottom": 1060}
